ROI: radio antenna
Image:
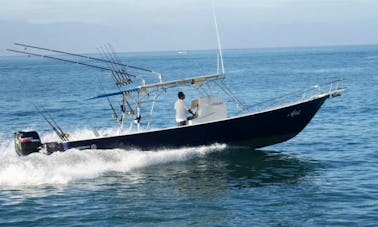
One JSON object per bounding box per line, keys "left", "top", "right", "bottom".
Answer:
{"left": 212, "top": 0, "right": 225, "bottom": 74}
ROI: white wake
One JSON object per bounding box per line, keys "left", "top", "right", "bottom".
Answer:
{"left": 0, "top": 129, "right": 226, "bottom": 187}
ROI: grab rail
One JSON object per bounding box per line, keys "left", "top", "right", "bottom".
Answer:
{"left": 245, "top": 78, "right": 344, "bottom": 112}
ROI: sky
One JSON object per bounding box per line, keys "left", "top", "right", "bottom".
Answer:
{"left": 1, "top": 0, "right": 378, "bottom": 55}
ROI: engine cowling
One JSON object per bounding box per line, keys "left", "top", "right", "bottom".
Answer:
{"left": 14, "top": 131, "right": 42, "bottom": 156}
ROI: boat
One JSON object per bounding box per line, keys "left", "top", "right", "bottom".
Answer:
{"left": 9, "top": 42, "right": 344, "bottom": 156}
{"left": 8, "top": 5, "right": 344, "bottom": 156}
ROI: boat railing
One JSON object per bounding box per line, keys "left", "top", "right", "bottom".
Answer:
{"left": 246, "top": 79, "right": 344, "bottom": 112}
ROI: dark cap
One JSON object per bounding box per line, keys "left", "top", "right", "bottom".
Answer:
{"left": 178, "top": 91, "right": 185, "bottom": 99}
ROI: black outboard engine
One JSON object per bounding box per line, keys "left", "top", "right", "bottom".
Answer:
{"left": 14, "top": 131, "right": 42, "bottom": 156}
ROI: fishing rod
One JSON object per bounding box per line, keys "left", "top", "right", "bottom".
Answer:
{"left": 99, "top": 46, "right": 127, "bottom": 87}
{"left": 107, "top": 97, "right": 119, "bottom": 121}
{"left": 13, "top": 43, "right": 161, "bottom": 76}
{"left": 33, "top": 104, "right": 69, "bottom": 141}
{"left": 7, "top": 48, "right": 137, "bottom": 79}
{"left": 96, "top": 69, "right": 135, "bottom": 127}
{"left": 105, "top": 43, "right": 133, "bottom": 86}
{"left": 98, "top": 45, "right": 131, "bottom": 87}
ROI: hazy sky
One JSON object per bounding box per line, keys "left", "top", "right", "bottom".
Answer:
{"left": 1, "top": 0, "right": 378, "bottom": 55}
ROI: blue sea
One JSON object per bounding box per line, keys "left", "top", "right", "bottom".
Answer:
{"left": 0, "top": 45, "right": 377, "bottom": 226}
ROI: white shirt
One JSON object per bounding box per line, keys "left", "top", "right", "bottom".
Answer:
{"left": 174, "top": 99, "right": 188, "bottom": 122}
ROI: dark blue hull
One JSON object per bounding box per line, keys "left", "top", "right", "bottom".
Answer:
{"left": 57, "top": 95, "right": 328, "bottom": 152}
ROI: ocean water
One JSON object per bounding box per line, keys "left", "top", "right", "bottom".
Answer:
{"left": 0, "top": 45, "right": 377, "bottom": 226}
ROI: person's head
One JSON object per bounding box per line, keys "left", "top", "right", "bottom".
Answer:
{"left": 178, "top": 91, "right": 185, "bottom": 100}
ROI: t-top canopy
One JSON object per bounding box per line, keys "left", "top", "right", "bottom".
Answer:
{"left": 88, "top": 73, "right": 224, "bottom": 100}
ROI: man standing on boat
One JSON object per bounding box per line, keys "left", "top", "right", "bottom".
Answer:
{"left": 175, "top": 91, "right": 195, "bottom": 126}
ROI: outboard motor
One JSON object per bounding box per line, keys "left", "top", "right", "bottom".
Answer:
{"left": 14, "top": 131, "right": 42, "bottom": 156}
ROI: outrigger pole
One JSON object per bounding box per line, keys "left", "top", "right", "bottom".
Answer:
{"left": 7, "top": 43, "right": 144, "bottom": 132}
{"left": 10, "top": 43, "right": 163, "bottom": 82}
{"left": 6, "top": 47, "right": 137, "bottom": 80}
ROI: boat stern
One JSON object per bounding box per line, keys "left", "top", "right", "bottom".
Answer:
{"left": 14, "top": 131, "right": 42, "bottom": 156}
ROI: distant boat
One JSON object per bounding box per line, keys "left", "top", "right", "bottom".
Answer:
{"left": 177, "top": 50, "right": 188, "bottom": 54}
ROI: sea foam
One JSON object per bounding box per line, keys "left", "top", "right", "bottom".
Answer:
{"left": 0, "top": 128, "right": 226, "bottom": 187}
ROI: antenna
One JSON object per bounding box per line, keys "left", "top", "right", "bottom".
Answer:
{"left": 212, "top": 0, "right": 225, "bottom": 74}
